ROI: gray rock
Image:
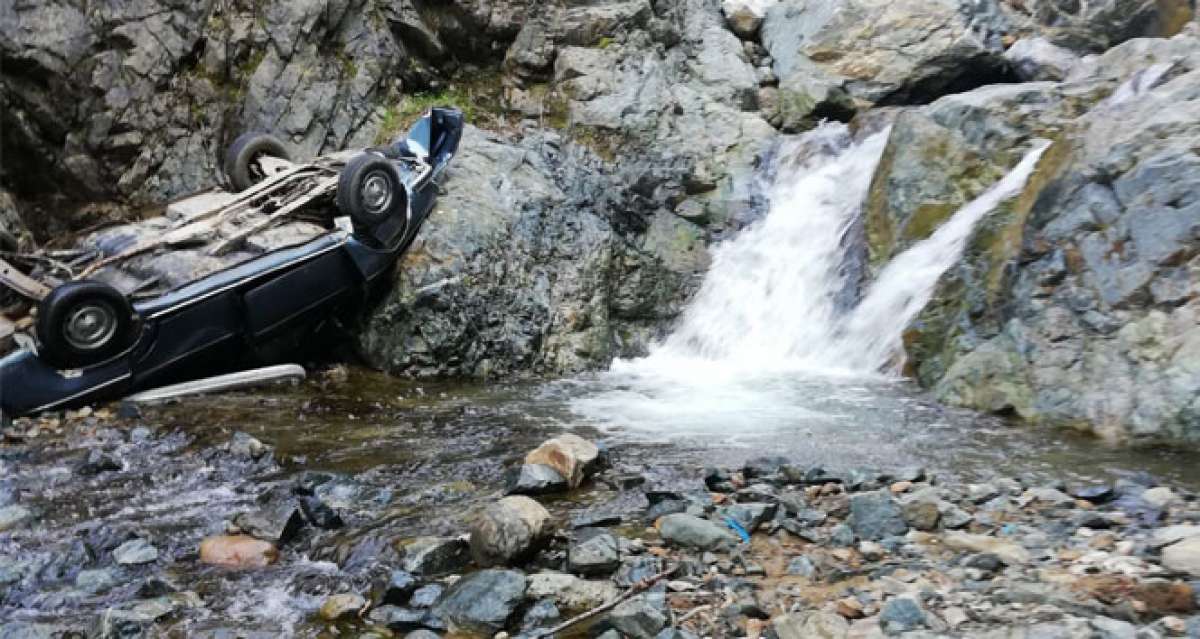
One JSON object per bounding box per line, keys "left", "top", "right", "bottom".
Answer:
{"left": 368, "top": 606, "right": 430, "bottom": 633}
{"left": 433, "top": 569, "right": 527, "bottom": 636}
{"left": 401, "top": 537, "right": 471, "bottom": 576}
{"left": 383, "top": 570, "right": 418, "bottom": 605}
{"left": 830, "top": 523, "right": 856, "bottom": 547}
{"left": 879, "top": 597, "right": 926, "bottom": 633}
{"left": 849, "top": 491, "right": 909, "bottom": 541}
{"left": 1163, "top": 537, "right": 1200, "bottom": 577}
{"left": 608, "top": 594, "right": 668, "bottom": 639}
{"left": 75, "top": 568, "right": 121, "bottom": 594}
{"left": 227, "top": 432, "right": 271, "bottom": 461}
{"left": 786, "top": 556, "right": 817, "bottom": 578}
{"left": 113, "top": 538, "right": 158, "bottom": 565}
{"left": 568, "top": 528, "right": 621, "bottom": 576}
{"left": 506, "top": 464, "right": 569, "bottom": 496}
{"left": 234, "top": 502, "right": 306, "bottom": 545}
{"left": 409, "top": 584, "right": 445, "bottom": 609}
{"left": 1004, "top": 37, "right": 1079, "bottom": 81}
{"left": 773, "top": 611, "right": 851, "bottom": 639}
{"left": 720, "top": 503, "right": 777, "bottom": 533}
{"left": 521, "top": 598, "right": 561, "bottom": 633}
{"left": 0, "top": 504, "right": 33, "bottom": 532}
{"left": 658, "top": 514, "right": 739, "bottom": 551}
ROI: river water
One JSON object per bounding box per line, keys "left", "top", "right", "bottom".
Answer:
{"left": 4, "top": 125, "right": 1200, "bottom": 635}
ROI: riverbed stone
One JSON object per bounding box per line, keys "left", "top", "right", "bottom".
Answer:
{"left": 433, "top": 569, "right": 527, "bottom": 635}
{"left": 75, "top": 568, "right": 121, "bottom": 594}
{"left": 1144, "top": 487, "right": 1182, "bottom": 509}
{"left": 944, "top": 531, "right": 1032, "bottom": 565}
{"left": 658, "top": 514, "right": 739, "bottom": 551}
{"left": 113, "top": 538, "right": 158, "bottom": 565}
{"left": 234, "top": 502, "right": 306, "bottom": 545}
{"left": 0, "top": 504, "right": 33, "bottom": 532}
{"left": 773, "top": 611, "right": 850, "bottom": 639}
{"left": 849, "top": 491, "right": 908, "bottom": 541}
{"left": 382, "top": 570, "right": 418, "bottom": 605}
{"left": 879, "top": 597, "right": 926, "bottom": 633}
{"left": 568, "top": 528, "right": 621, "bottom": 576}
{"left": 469, "top": 496, "right": 552, "bottom": 567}
{"left": 506, "top": 463, "right": 570, "bottom": 496}
{"left": 1163, "top": 537, "right": 1200, "bottom": 578}
{"left": 608, "top": 594, "right": 668, "bottom": 639}
{"left": 320, "top": 593, "right": 367, "bottom": 621}
{"left": 525, "top": 434, "right": 602, "bottom": 488}
{"left": 1153, "top": 525, "right": 1200, "bottom": 549}
{"left": 198, "top": 535, "right": 278, "bottom": 568}
{"left": 527, "top": 571, "right": 620, "bottom": 613}
{"left": 400, "top": 536, "right": 471, "bottom": 576}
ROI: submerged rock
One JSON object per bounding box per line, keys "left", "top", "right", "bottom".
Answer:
{"left": 400, "top": 537, "right": 471, "bottom": 576}
{"left": 506, "top": 463, "right": 570, "bottom": 496}
{"left": 433, "top": 569, "right": 528, "bottom": 635}
{"left": 113, "top": 539, "right": 158, "bottom": 565}
{"left": 320, "top": 593, "right": 367, "bottom": 621}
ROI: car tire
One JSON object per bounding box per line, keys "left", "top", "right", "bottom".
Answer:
{"left": 336, "top": 153, "right": 408, "bottom": 238}
{"left": 224, "top": 132, "right": 292, "bottom": 192}
{"left": 36, "top": 281, "right": 138, "bottom": 370}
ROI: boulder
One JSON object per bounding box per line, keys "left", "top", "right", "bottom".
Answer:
{"left": 1162, "top": 536, "right": 1200, "bottom": 577}
{"left": 433, "top": 569, "right": 528, "bottom": 635}
{"left": 525, "top": 434, "right": 601, "bottom": 488}
{"left": 773, "top": 611, "right": 850, "bottom": 639}
{"left": 1003, "top": 37, "right": 1079, "bottom": 81}
{"left": 198, "top": 535, "right": 278, "bottom": 568}
{"left": 233, "top": 502, "right": 306, "bottom": 545}
{"left": 468, "top": 496, "right": 553, "bottom": 567}
{"left": 608, "top": 594, "right": 668, "bottom": 639}
{"left": 658, "top": 514, "right": 739, "bottom": 551}
{"left": 399, "top": 537, "right": 471, "bottom": 576}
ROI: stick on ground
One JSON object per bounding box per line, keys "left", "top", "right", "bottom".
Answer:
{"left": 532, "top": 565, "right": 678, "bottom": 638}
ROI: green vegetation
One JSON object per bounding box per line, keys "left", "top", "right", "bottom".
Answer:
{"left": 597, "top": 36, "right": 615, "bottom": 49}
{"left": 374, "top": 71, "right": 512, "bottom": 144}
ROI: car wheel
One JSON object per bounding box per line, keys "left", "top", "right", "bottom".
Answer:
{"left": 336, "top": 153, "right": 408, "bottom": 237}
{"left": 36, "top": 281, "right": 138, "bottom": 369}
{"left": 224, "top": 132, "right": 292, "bottom": 192}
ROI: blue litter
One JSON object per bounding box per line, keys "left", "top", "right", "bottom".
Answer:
{"left": 724, "top": 517, "right": 751, "bottom": 544}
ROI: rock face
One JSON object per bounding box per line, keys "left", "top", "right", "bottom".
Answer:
{"left": 870, "top": 31, "right": 1200, "bottom": 443}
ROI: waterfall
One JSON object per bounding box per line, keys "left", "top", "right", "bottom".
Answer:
{"left": 629, "top": 124, "right": 1050, "bottom": 378}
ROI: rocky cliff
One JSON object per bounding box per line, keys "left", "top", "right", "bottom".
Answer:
{"left": 3, "top": 0, "right": 1199, "bottom": 442}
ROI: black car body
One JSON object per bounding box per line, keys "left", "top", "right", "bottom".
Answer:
{"left": 0, "top": 108, "right": 464, "bottom": 418}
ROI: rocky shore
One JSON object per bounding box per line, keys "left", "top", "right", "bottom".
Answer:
{"left": 4, "top": 403, "right": 1200, "bottom": 638}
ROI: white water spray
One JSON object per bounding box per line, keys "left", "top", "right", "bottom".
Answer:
{"left": 630, "top": 125, "right": 1050, "bottom": 377}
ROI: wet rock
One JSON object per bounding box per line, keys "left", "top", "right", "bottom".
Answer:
{"left": 468, "top": 496, "right": 552, "bottom": 567}
{"left": 234, "top": 502, "right": 306, "bottom": 545}
{"left": 1021, "top": 487, "right": 1076, "bottom": 509}
{"left": 879, "top": 597, "right": 925, "bottom": 633}
{"left": 369, "top": 606, "right": 428, "bottom": 633}
{"left": 401, "top": 536, "right": 471, "bottom": 576}
{"left": 1163, "top": 537, "right": 1200, "bottom": 578}
{"left": 742, "top": 456, "right": 793, "bottom": 479}
{"left": 525, "top": 434, "right": 602, "bottom": 488}
{"left": 527, "top": 572, "right": 619, "bottom": 613}
{"left": 320, "top": 593, "right": 367, "bottom": 621}
{"left": 568, "top": 528, "right": 621, "bottom": 576}
{"left": 658, "top": 514, "right": 739, "bottom": 551}
{"left": 0, "top": 504, "right": 33, "bottom": 532}
{"left": 1068, "top": 484, "right": 1116, "bottom": 504}
{"left": 227, "top": 432, "right": 271, "bottom": 461}
{"left": 608, "top": 594, "right": 668, "bottom": 638}
{"left": 521, "top": 598, "right": 561, "bottom": 633}
{"left": 655, "top": 630, "right": 699, "bottom": 639}
{"left": 113, "top": 538, "right": 158, "bottom": 565}
{"left": 75, "top": 568, "right": 121, "bottom": 594}
{"left": 900, "top": 499, "right": 940, "bottom": 531}
{"left": 616, "top": 556, "right": 664, "bottom": 587}
{"left": 383, "top": 570, "right": 418, "bottom": 606}
{"left": 298, "top": 495, "right": 343, "bottom": 530}
{"left": 944, "top": 531, "right": 1031, "bottom": 565}
{"left": 433, "top": 569, "right": 527, "bottom": 636}
{"left": 198, "top": 535, "right": 278, "bottom": 568}
{"left": 773, "top": 611, "right": 850, "bottom": 639}
{"left": 92, "top": 597, "right": 179, "bottom": 639}
{"left": 849, "top": 491, "right": 908, "bottom": 541}
{"left": 77, "top": 450, "right": 122, "bottom": 476}
{"left": 403, "top": 632, "right": 441, "bottom": 639}
{"left": 506, "top": 464, "right": 569, "bottom": 496}
{"left": 409, "top": 584, "right": 445, "bottom": 609}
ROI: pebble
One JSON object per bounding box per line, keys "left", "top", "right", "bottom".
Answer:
{"left": 113, "top": 538, "right": 158, "bottom": 565}
{"left": 1142, "top": 486, "right": 1181, "bottom": 508}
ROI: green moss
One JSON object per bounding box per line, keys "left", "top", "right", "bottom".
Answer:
{"left": 597, "top": 36, "right": 615, "bottom": 49}
{"left": 375, "top": 69, "right": 514, "bottom": 143}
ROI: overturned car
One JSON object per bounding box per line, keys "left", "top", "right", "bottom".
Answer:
{"left": 0, "top": 108, "right": 464, "bottom": 418}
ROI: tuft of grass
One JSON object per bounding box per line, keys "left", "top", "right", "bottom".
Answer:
{"left": 374, "top": 71, "right": 514, "bottom": 143}
{"left": 597, "top": 36, "right": 615, "bottom": 49}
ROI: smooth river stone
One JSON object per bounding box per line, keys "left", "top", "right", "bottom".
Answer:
{"left": 199, "top": 535, "right": 278, "bottom": 568}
